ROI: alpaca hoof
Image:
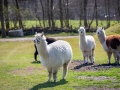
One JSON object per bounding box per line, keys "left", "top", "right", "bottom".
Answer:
{"left": 91, "top": 61, "right": 94, "bottom": 64}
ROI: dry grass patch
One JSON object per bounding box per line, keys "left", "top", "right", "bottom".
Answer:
{"left": 8, "top": 66, "right": 46, "bottom": 76}
{"left": 78, "top": 76, "right": 117, "bottom": 81}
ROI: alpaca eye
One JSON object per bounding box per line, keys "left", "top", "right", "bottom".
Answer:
{"left": 36, "top": 38, "right": 41, "bottom": 44}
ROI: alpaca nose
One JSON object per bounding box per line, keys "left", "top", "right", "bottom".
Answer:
{"left": 97, "top": 32, "right": 99, "bottom": 34}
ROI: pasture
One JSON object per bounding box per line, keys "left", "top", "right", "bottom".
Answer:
{"left": 0, "top": 23, "right": 120, "bottom": 90}
{"left": 3, "top": 20, "right": 118, "bottom": 29}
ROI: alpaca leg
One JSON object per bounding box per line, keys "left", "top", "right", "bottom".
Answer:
{"left": 90, "top": 48, "right": 95, "bottom": 64}
{"left": 34, "top": 51, "right": 38, "bottom": 61}
{"left": 47, "top": 70, "right": 52, "bottom": 82}
{"left": 62, "top": 63, "right": 68, "bottom": 79}
{"left": 107, "top": 52, "right": 112, "bottom": 64}
{"left": 83, "top": 52, "right": 87, "bottom": 64}
{"left": 34, "top": 44, "right": 38, "bottom": 61}
{"left": 83, "top": 55, "right": 86, "bottom": 64}
{"left": 53, "top": 70, "right": 58, "bottom": 82}
{"left": 116, "top": 56, "right": 119, "bottom": 65}
{"left": 113, "top": 53, "right": 117, "bottom": 64}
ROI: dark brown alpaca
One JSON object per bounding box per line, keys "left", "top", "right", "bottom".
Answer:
{"left": 34, "top": 37, "right": 57, "bottom": 61}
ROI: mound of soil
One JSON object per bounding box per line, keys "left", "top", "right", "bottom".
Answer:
{"left": 69, "top": 60, "right": 120, "bottom": 71}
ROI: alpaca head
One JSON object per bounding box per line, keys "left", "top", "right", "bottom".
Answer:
{"left": 96, "top": 27, "right": 106, "bottom": 37}
{"left": 78, "top": 26, "right": 86, "bottom": 36}
{"left": 34, "top": 32, "right": 46, "bottom": 45}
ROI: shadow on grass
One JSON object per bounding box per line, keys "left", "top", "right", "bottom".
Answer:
{"left": 92, "top": 63, "right": 120, "bottom": 68}
{"left": 74, "top": 63, "right": 93, "bottom": 70}
{"left": 31, "top": 61, "right": 41, "bottom": 64}
{"left": 29, "top": 79, "right": 68, "bottom": 90}
{"left": 73, "top": 61, "right": 120, "bottom": 71}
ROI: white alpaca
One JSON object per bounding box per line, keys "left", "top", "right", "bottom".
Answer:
{"left": 34, "top": 32, "right": 72, "bottom": 82}
{"left": 96, "top": 27, "right": 120, "bottom": 64}
{"left": 78, "top": 27, "right": 96, "bottom": 64}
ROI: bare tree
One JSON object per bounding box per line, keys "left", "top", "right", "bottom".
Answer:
{"left": 46, "top": 0, "right": 51, "bottom": 27}
{"left": 15, "top": 0, "right": 23, "bottom": 29}
{"left": 95, "top": 0, "right": 98, "bottom": 28}
{"left": 59, "top": 0, "right": 63, "bottom": 28}
{"left": 0, "top": 0, "right": 6, "bottom": 38}
{"left": 62, "top": 0, "right": 69, "bottom": 28}
{"left": 50, "top": 0, "right": 54, "bottom": 27}
{"left": 78, "top": 0, "right": 83, "bottom": 26}
{"left": 39, "top": 0, "right": 45, "bottom": 27}
{"left": 83, "top": 0, "right": 88, "bottom": 27}
{"left": 107, "top": 0, "right": 110, "bottom": 27}
{"left": 4, "top": 0, "right": 9, "bottom": 30}
{"left": 116, "top": 0, "right": 120, "bottom": 22}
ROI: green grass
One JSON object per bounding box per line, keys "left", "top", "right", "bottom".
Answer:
{"left": 3, "top": 20, "right": 118, "bottom": 29}
{"left": 23, "top": 20, "right": 118, "bottom": 29}
{"left": 0, "top": 23, "right": 120, "bottom": 90}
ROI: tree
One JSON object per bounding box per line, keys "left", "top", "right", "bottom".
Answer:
{"left": 39, "top": 0, "right": 45, "bottom": 27}
{"left": 46, "top": 0, "right": 51, "bottom": 27}
{"left": 107, "top": 0, "right": 110, "bottom": 27}
{"left": 104, "top": 0, "right": 110, "bottom": 27}
{"left": 59, "top": 0, "right": 63, "bottom": 28}
{"left": 95, "top": 0, "right": 98, "bottom": 28}
{"left": 4, "top": 0, "right": 9, "bottom": 30}
{"left": 116, "top": 0, "right": 120, "bottom": 22}
{"left": 15, "top": 0, "right": 23, "bottom": 29}
{"left": 0, "top": 0, "right": 6, "bottom": 38}
{"left": 83, "top": 0, "right": 88, "bottom": 27}
{"left": 50, "top": 0, "right": 54, "bottom": 27}
{"left": 78, "top": 0, "right": 83, "bottom": 26}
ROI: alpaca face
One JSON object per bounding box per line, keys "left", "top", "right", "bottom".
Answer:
{"left": 34, "top": 32, "right": 46, "bottom": 44}
{"left": 96, "top": 27, "right": 105, "bottom": 37}
{"left": 78, "top": 27, "right": 86, "bottom": 35}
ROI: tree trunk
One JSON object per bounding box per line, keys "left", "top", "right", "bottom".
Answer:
{"left": 4, "top": 0, "right": 9, "bottom": 30}
{"left": 47, "top": 0, "right": 51, "bottom": 27}
{"left": 107, "top": 0, "right": 110, "bottom": 27}
{"left": 66, "top": 0, "right": 69, "bottom": 28}
{"left": 50, "top": 0, "right": 54, "bottom": 27}
{"left": 40, "top": 0, "right": 45, "bottom": 27}
{"left": 95, "top": 0, "right": 98, "bottom": 28}
{"left": 15, "top": 0, "right": 23, "bottom": 29}
{"left": 78, "top": 0, "right": 83, "bottom": 26}
{"left": 83, "top": 0, "right": 88, "bottom": 28}
{"left": 59, "top": 0, "right": 63, "bottom": 28}
{"left": 0, "top": 0, "right": 6, "bottom": 38}
{"left": 117, "top": 0, "right": 120, "bottom": 22}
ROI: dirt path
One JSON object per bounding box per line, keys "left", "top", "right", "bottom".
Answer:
{"left": 0, "top": 36, "right": 79, "bottom": 42}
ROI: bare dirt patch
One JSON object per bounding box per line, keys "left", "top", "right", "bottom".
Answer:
{"left": 9, "top": 66, "right": 45, "bottom": 76}
{"left": 68, "top": 60, "right": 120, "bottom": 71}
{"left": 78, "top": 76, "right": 116, "bottom": 81}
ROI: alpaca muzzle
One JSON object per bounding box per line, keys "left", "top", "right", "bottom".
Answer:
{"left": 34, "top": 38, "right": 41, "bottom": 44}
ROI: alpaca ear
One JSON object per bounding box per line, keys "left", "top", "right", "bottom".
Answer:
{"left": 41, "top": 32, "right": 44, "bottom": 36}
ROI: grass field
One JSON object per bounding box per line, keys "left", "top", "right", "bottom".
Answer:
{"left": 25, "top": 20, "right": 119, "bottom": 29}
{"left": 0, "top": 23, "right": 120, "bottom": 90}
{"left": 3, "top": 20, "right": 118, "bottom": 29}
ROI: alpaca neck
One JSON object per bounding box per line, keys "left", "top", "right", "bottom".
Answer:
{"left": 98, "top": 33, "right": 106, "bottom": 45}
{"left": 37, "top": 40, "right": 49, "bottom": 59}
{"left": 79, "top": 34, "right": 87, "bottom": 45}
